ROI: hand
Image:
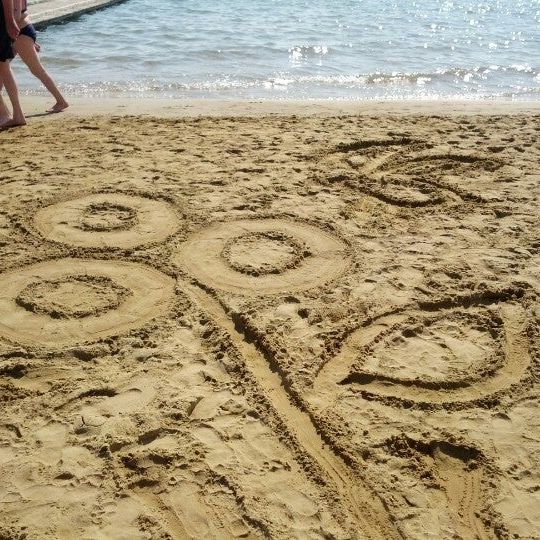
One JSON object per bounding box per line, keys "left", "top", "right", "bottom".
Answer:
{"left": 34, "top": 41, "right": 41, "bottom": 53}
{"left": 7, "top": 20, "right": 20, "bottom": 41}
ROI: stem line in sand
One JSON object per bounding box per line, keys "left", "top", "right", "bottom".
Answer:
{"left": 182, "top": 280, "right": 400, "bottom": 540}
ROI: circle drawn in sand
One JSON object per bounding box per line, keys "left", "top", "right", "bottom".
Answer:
{"left": 174, "top": 219, "right": 349, "bottom": 294}
{"left": 0, "top": 259, "right": 175, "bottom": 346}
{"left": 222, "top": 231, "right": 311, "bottom": 276}
{"left": 34, "top": 194, "right": 179, "bottom": 249}
{"left": 15, "top": 275, "right": 131, "bottom": 319}
{"left": 79, "top": 202, "right": 138, "bottom": 232}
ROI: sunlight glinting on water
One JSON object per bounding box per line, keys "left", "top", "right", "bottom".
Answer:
{"left": 17, "top": 0, "right": 540, "bottom": 99}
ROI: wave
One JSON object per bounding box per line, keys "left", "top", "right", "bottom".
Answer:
{"left": 360, "top": 65, "right": 539, "bottom": 85}
{"left": 22, "top": 72, "right": 539, "bottom": 101}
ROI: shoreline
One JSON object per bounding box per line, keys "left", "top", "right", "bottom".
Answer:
{"left": 19, "top": 96, "right": 540, "bottom": 120}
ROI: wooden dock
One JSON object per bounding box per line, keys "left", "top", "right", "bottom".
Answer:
{"left": 29, "top": 0, "right": 129, "bottom": 29}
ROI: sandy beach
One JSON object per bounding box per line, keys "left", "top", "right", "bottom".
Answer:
{"left": 0, "top": 100, "right": 539, "bottom": 539}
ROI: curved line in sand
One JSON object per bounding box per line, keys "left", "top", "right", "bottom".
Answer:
{"left": 324, "top": 148, "right": 463, "bottom": 207}
{"left": 369, "top": 151, "right": 505, "bottom": 201}
{"left": 33, "top": 193, "right": 180, "bottom": 249}
{"left": 173, "top": 219, "right": 350, "bottom": 295}
{"left": 315, "top": 304, "right": 530, "bottom": 405}
{"left": 350, "top": 177, "right": 449, "bottom": 207}
{"left": 374, "top": 151, "right": 504, "bottom": 175}
{"left": 324, "top": 146, "right": 503, "bottom": 205}
{"left": 0, "top": 258, "right": 175, "bottom": 347}
{"left": 181, "top": 280, "right": 400, "bottom": 540}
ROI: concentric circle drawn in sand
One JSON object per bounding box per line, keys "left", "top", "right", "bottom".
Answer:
{"left": 0, "top": 258, "right": 175, "bottom": 346}
{"left": 174, "top": 219, "right": 350, "bottom": 294}
{"left": 33, "top": 193, "right": 180, "bottom": 249}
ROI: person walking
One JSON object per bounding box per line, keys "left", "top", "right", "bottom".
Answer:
{"left": 12, "top": 0, "right": 68, "bottom": 113}
{"left": 0, "top": 0, "right": 26, "bottom": 128}
{"left": 0, "top": 0, "right": 68, "bottom": 124}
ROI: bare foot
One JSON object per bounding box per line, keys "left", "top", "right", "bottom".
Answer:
{"left": 0, "top": 117, "right": 27, "bottom": 130}
{"left": 47, "top": 101, "right": 69, "bottom": 114}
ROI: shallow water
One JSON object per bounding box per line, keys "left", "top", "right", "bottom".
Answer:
{"left": 16, "top": 0, "right": 540, "bottom": 100}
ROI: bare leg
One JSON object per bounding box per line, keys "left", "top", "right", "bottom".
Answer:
{"left": 0, "top": 60, "right": 25, "bottom": 128}
{"left": 14, "top": 35, "right": 68, "bottom": 113}
{"left": 0, "top": 83, "right": 10, "bottom": 123}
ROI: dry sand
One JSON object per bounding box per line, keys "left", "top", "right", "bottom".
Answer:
{"left": 0, "top": 101, "right": 539, "bottom": 539}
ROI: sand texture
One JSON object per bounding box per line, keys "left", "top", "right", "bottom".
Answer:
{"left": 0, "top": 111, "right": 539, "bottom": 539}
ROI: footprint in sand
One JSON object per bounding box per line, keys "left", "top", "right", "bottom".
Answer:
{"left": 0, "top": 259, "right": 174, "bottom": 346}
{"left": 173, "top": 219, "right": 350, "bottom": 294}
{"left": 33, "top": 193, "right": 180, "bottom": 249}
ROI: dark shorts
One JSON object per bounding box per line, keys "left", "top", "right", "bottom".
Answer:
{"left": 20, "top": 23, "right": 37, "bottom": 42}
{"left": 0, "top": 4, "right": 15, "bottom": 62}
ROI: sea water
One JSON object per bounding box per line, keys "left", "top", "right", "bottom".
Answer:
{"left": 17, "top": 0, "right": 540, "bottom": 100}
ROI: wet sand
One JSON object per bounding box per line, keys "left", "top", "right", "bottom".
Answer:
{"left": 18, "top": 95, "right": 540, "bottom": 118}
{"left": 0, "top": 101, "right": 539, "bottom": 539}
